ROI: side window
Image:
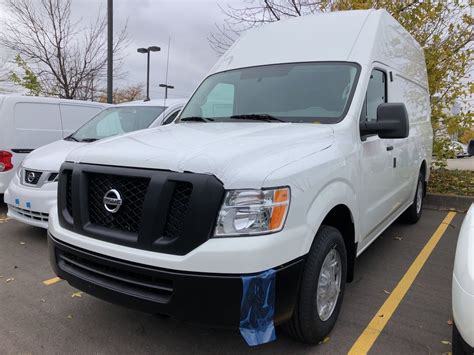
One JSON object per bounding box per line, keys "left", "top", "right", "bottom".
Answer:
{"left": 162, "top": 110, "right": 180, "bottom": 125}
{"left": 201, "top": 83, "right": 234, "bottom": 118}
{"left": 364, "top": 70, "right": 387, "bottom": 122}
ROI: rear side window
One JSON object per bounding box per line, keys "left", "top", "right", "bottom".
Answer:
{"left": 364, "top": 70, "right": 387, "bottom": 122}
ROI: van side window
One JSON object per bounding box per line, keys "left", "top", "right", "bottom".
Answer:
{"left": 364, "top": 70, "right": 386, "bottom": 122}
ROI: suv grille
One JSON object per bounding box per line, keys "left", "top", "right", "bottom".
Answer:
{"left": 88, "top": 173, "right": 150, "bottom": 233}
{"left": 58, "top": 163, "right": 225, "bottom": 255}
{"left": 24, "top": 170, "right": 42, "bottom": 185}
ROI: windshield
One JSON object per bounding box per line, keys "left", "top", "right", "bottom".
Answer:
{"left": 69, "top": 106, "right": 165, "bottom": 142}
{"left": 179, "top": 62, "right": 359, "bottom": 124}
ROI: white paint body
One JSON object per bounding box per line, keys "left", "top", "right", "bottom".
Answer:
{"left": 0, "top": 95, "right": 107, "bottom": 194}
{"left": 4, "top": 99, "right": 186, "bottom": 228}
{"left": 49, "top": 10, "right": 432, "bottom": 274}
{"left": 452, "top": 204, "right": 474, "bottom": 347}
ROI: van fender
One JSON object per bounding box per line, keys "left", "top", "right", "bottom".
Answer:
{"left": 303, "top": 179, "right": 359, "bottom": 254}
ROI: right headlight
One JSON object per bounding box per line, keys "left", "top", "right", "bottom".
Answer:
{"left": 214, "top": 187, "right": 290, "bottom": 237}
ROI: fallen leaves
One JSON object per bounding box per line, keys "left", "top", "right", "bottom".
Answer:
{"left": 394, "top": 237, "right": 403, "bottom": 241}
{"left": 71, "top": 291, "right": 83, "bottom": 298}
{"left": 67, "top": 314, "right": 73, "bottom": 319}
{"left": 20, "top": 241, "right": 26, "bottom": 245}
{"left": 441, "top": 340, "right": 451, "bottom": 345}
{"left": 5, "top": 277, "right": 14, "bottom": 283}
{"left": 383, "top": 290, "right": 391, "bottom": 294}
{"left": 319, "top": 336, "right": 330, "bottom": 344}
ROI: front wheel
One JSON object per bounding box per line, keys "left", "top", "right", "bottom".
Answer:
{"left": 283, "top": 225, "right": 347, "bottom": 343}
{"left": 404, "top": 172, "right": 425, "bottom": 224}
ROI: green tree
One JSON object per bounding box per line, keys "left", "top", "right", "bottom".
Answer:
{"left": 210, "top": 1, "right": 473, "bottom": 165}
{"left": 9, "top": 54, "right": 43, "bottom": 96}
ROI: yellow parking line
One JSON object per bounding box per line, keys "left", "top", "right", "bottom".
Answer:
{"left": 348, "top": 211, "right": 457, "bottom": 355}
{"left": 43, "top": 277, "right": 63, "bottom": 286}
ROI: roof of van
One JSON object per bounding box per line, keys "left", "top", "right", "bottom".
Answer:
{"left": 0, "top": 94, "right": 107, "bottom": 107}
{"left": 210, "top": 9, "right": 427, "bottom": 88}
{"left": 117, "top": 98, "right": 187, "bottom": 107}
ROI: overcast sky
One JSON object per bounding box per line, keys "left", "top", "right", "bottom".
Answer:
{"left": 97, "top": 0, "right": 233, "bottom": 100}
{"left": 1, "top": 0, "right": 242, "bottom": 99}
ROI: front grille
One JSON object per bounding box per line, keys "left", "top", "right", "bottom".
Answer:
{"left": 66, "top": 171, "right": 73, "bottom": 218}
{"left": 57, "top": 249, "right": 173, "bottom": 303}
{"left": 58, "top": 163, "right": 225, "bottom": 255}
{"left": 9, "top": 205, "right": 49, "bottom": 222}
{"left": 24, "top": 170, "right": 42, "bottom": 185}
{"left": 163, "top": 182, "right": 193, "bottom": 239}
{"left": 48, "top": 172, "right": 59, "bottom": 182}
{"left": 88, "top": 173, "right": 150, "bottom": 233}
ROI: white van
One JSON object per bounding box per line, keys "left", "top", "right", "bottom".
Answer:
{"left": 47, "top": 10, "right": 432, "bottom": 346}
{"left": 4, "top": 98, "right": 186, "bottom": 228}
{"left": 0, "top": 95, "right": 106, "bottom": 194}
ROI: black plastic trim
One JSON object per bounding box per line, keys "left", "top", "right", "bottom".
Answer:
{"left": 58, "top": 162, "right": 225, "bottom": 256}
{"left": 11, "top": 149, "right": 34, "bottom": 154}
{"left": 48, "top": 234, "right": 305, "bottom": 328}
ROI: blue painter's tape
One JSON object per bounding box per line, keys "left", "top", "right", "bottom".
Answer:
{"left": 239, "top": 269, "right": 276, "bottom": 346}
{"left": 26, "top": 202, "right": 31, "bottom": 209}
{"left": 15, "top": 198, "right": 20, "bottom": 205}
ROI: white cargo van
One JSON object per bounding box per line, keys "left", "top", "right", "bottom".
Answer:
{"left": 0, "top": 95, "right": 106, "bottom": 194}
{"left": 47, "top": 10, "right": 432, "bottom": 346}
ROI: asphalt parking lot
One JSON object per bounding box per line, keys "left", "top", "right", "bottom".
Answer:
{"left": 0, "top": 198, "right": 465, "bottom": 354}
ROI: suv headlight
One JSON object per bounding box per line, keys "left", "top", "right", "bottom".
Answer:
{"left": 214, "top": 187, "right": 290, "bottom": 237}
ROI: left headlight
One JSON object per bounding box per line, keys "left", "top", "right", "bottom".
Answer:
{"left": 214, "top": 187, "right": 290, "bottom": 237}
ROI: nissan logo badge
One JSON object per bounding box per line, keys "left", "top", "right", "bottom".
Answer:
{"left": 26, "top": 171, "right": 36, "bottom": 183}
{"left": 103, "top": 189, "right": 123, "bottom": 213}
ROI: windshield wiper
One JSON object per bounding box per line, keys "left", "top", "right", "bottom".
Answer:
{"left": 64, "top": 135, "right": 79, "bottom": 142}
{"left": 79, "top": 138, "right": 99, "bottom": 143}
{"left": 230, "top": 114, "right": 285, "bottom": 122}
{"left": 180, "top": 116, "right": 214, "bottom": 122}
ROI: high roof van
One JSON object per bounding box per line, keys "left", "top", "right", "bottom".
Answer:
{"left": 0, "top": 95, "right": 106, "bottom": 194}
{"left": 47, "top": 10, "right": 432, "bottom": 346}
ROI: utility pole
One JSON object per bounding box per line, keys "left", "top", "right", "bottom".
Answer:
{"left": 107, "top": 0, "right": 113, "bottom": 103}
{"left": 159, "top": 84, "right": 174, "bottom": 99}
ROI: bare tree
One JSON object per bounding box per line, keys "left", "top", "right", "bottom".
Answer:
{"left": 0, "top": 0, "right": 127, "bottom": 100}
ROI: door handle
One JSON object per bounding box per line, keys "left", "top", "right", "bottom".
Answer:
{"left": 386, "top": 146, "right": 394, "bottom": 151}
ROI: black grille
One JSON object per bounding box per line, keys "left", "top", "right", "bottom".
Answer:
{"left": 88, "top": 173, "right": 150, "bottom": 233}
{"left": 48, "top": 172, "right": 59, "bottom": 182}
{"left": 57, "top": 249, "right": 173, "bottom": 303}
{"left": 24, "top": 170, "right": 42, "bottom": 185}
{"left": 66, "top": 171, "right": 73, "bottom": 217}
{"left": 163, "top": 182, "right": 193, "bottom": 239}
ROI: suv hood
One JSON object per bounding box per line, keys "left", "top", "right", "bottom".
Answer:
{"left": 23, "top": 139, "right": 85, "bottom": 172}
{"left": 67, "top": 123, "right": 334, "bottom": 188}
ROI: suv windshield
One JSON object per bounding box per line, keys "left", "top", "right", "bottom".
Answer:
{"left": 179, "top": 62, "right": 359, "bottom": 124}
{"left": 69, "top": 106, "right": 165, "bottom": 142}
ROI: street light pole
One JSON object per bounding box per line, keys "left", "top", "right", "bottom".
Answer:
{"left": 107, "top": 0, "right": 113, "bottom": 103}
{"left": 137, "top": 46, "right": 161, "bottom": 101}
{"left": 159, "top": 84, "right": 174, "bottom": 99}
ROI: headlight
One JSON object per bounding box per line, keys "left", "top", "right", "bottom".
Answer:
{"left": 16, "top": 161, "right": 23, "bottom": 179}
{"left": 214, "top": 187, "right": 290, "bottom": 237}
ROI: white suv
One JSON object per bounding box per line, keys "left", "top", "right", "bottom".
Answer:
{"left": 5, "top": 99, "right": 185, "bottom": 228}
{"left": 47, "top": 10, "right": 432, "bottom": 346}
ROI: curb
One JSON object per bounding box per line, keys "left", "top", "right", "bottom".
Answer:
{"left": 425, "top": 193, "right": 474, "bottom": 212}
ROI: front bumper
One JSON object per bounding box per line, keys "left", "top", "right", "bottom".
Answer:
{"left": 48, "top": 233, "right": 304, "bottom": 328}
{"left": 452, "top": 273, "right": 474, "bottom": 348}
{"left": 4, "top": 176, "right": 57, "bottom": 229}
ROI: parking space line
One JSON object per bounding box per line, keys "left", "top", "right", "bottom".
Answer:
{"left": 348, "top": 211, "right": 457, "bottom": 355}
{"left": 43, "top": 277, "right": 63, "bottom": 285}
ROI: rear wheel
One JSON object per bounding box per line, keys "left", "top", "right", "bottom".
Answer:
{"left": 283, "top": 225, "right": 347, "bottom": 343}
{"left": 404, "top": 171, "right": 424, "bottom": 224}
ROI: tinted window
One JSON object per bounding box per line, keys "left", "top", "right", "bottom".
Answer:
{"left": 180, "top": 63, "right": 359, "bottom": 124}
{"left": 71, "top": 106, "right": 164, "bottom": 141}
{"left": 364, "top": 70, "right": 386, "bottom": 122}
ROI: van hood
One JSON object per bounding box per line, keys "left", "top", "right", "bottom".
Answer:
{"left": 23, "top": 139, "right": 86, "bottom": 172}
{"left": 67, "top": 123, "right": 334, "bottom": 188}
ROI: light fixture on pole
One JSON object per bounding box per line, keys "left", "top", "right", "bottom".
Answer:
{"left": 137, "top": 46, "right": 160, "bottom": 101}
{"left": 159, "top": 84, "right": 174, "bottom": 99}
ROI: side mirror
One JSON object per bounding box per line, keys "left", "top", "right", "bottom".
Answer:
{"left": 360, "top": 103, "right": 409, "bottom": 139}
{"left": 468, "top": 139, "right": 474, "bottom": 156}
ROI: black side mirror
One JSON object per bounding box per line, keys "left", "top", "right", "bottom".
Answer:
{"left": 468, "top": 139, "right": 474, "bottom": 156}
{"left": 360, "top": 103, "right": 409, "bottom": 139}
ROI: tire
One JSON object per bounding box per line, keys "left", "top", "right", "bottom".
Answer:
{"left": 283, "top": 225, "right": 347, "bottom": 344}
{"left": 452, "top": 322, "right": 467, "bottom": 355}
{"left": 403, "top": 171, "right": 425, "bottom": 224}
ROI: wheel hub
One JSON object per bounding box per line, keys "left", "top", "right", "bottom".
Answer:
{"left": 317, "top": 248, "right": 342, "bottom": 321}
